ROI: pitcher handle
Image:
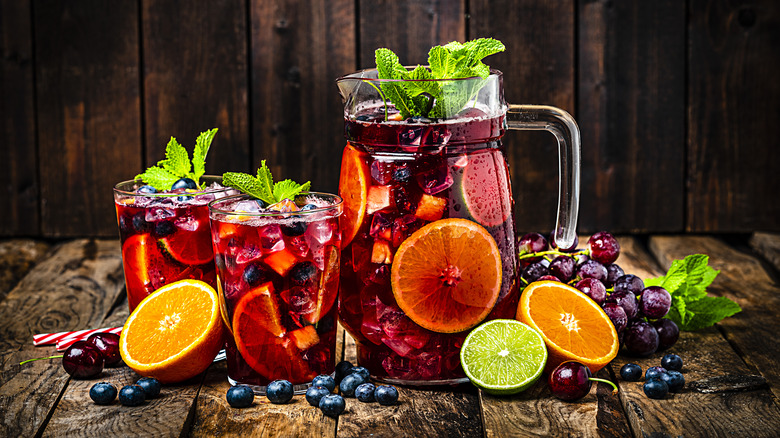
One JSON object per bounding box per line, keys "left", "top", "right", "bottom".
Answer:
{"left": 506, "top": 104, "right": 581, "bottom": 250}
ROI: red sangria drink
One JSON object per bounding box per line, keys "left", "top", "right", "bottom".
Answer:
{"left": 209, "top": 192, "right": 342, "bottom": 394}
{"left": 335, "top": 40, "right": 580, "bottom": 385}
{"left": 114, "top": 176, "right": 236, "bottom": 311}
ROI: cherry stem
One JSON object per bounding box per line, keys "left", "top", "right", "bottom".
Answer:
{"left": 19, "top": 355, "right": 64, "bottom": 366}
{"left": 589, "top": 377, "right": 619, "bottom": 395}
{"left": 518, "top": 249, "right": 588, "bottom": 261}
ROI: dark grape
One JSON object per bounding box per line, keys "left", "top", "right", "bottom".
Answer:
{"left": 653, "top": 318, "right": 680, "bottom": 351}
{"left": 588, "top": 232, "right": 620, "bottom": 265}
{"left": 602, "top": 303, "right": 628, "bottom": 333}
{"left": 614, "top": 274, "right": 645, "bottom": 297}
{"left": 549, "top": 256, "right": 576, "bottom": 282}
{"left": 538, "top": 275, "right": 561, "bottom": 282}
{"left": 62, "top": 341, "right": 104, "bottom": 379}
{"left": 639, "top": 286, "right": 671, "bottom": 319}
{"left": 624, "top": 320, "right": 660, "bottom": 356}
{"left": 86, "top": 333, "right": 121, "bottom": 366}
{"left": 605, "top": 264, "right": 625, "bottom": 287}
{"left": 575, "top": 278, "right": 607, "bottom": 306}
{"left": 606, "top": 290, "right": 638, "bottom": 319}
{"left": 550, "top": 231, "right": 579, "bottom": 252}
{"left": 519, "top": 232, "right": 548, "bottom": 266}
{"left": 522, "top": 261, "right": 550, "bottom": 284}
{"left": 577, "top": 260, "right": 608, "bottom": 282}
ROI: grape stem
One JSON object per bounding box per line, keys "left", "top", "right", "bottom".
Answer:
{"left": 518, "top": 249, "right": 589, "bottom": 261}
{"left": 19, "top": 355, "right": 64, "bottom": 365}
{"left": 589, "top": 377, "right": 619, "bottom": 395}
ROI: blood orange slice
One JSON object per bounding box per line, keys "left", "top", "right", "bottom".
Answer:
{"left": 390, "top": 218, "right": 502, "bottom": 333}
{"left": 122, "top": 233, "right": 160, "bottom": 309}
{"left": 338, "top": 143, "right": 369, "bottom": 248}
{"left": 159, "top": 231, "right": 214, "bottom": 265}
{"left": 232, "top": 283, "right": 316, "bottom": 382}
{"left": 461, "top": 150, "right": 512, "bottom": 227}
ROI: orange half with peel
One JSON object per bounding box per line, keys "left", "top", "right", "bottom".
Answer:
{"left": 390, "top": 218, "right": 502, "bottom": 333}
{"left": 119, "top": 279, "right": 225, "bottom": 383}
{"left": 338, "top": 143, "right": 368, "bottom": 249}
{"left": 517, "top": 280, "right": 619, "bottom": 374}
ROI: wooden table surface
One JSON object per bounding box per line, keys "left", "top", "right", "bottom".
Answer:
{"left": 1, "top": 234, "right": 779, "bottom": 437}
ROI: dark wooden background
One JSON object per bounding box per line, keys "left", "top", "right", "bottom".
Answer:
{"left": 2, "top": 0, "right": 778, "bottom": 238}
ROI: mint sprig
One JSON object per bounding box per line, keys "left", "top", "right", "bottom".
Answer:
{"left": 645, "top": 254, "right": 741, "bottom": 331}
{"left": 222, "top": 160, "right": 311, "bottom": 205}
{"left": 135, "top": 128, "right": 218, "bottom": 190}
{"left": 374, "top": 38, "right": 505, "bottom": 119}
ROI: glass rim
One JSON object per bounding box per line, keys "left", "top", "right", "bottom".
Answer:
{"left": 336, "top": 67, "right": 503, "bottom": 83}
{"left": 208, "top": 192, "right": 343, "bottom": 217}
{"left": 113, "top": 175, "right": 229, "bottom": 198}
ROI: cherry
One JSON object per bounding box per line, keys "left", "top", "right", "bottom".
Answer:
{"left": 548, "top": 361, "right": 618, "bottom": 401}
{"left": 62, "top": 341, "right": 104, "bottom": 379}
{"left": 86, "top": 333, "right": 121, "bottom": 366}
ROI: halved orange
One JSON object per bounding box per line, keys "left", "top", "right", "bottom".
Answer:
{"left": 119, "top": 279, "right": 225, "bottom": 383}
{"left": 390, "top": 218, "right": 502, "bottom": 333}
{"left": 232, "top": 283, "right": 316, "bottom": 382}
{"left": 338, "top": 143, "right": 369, "bottom": 248}
{"left": 517, "top": 281, "right": 619, "bottom": 374}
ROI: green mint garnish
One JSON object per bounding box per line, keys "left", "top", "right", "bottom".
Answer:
{"left": 222, "top": 160, "right": 311, "bottom": 205}
{"left": 135, "top": 128, "right": 218, "bottom": 191}
{"left": 645, "top": 254, "right": 741, "bottom": 331}
{"left": 374, "top": 38, "right": 505, "bottom": 119}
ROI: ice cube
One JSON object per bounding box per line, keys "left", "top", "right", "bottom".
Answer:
{"left": 382, "top": 355, "right": 415, "bottom": 380}
{"left": 258, "top": 224, "right": 284, "bottom": 250}
{"left": 399, "top": 127, "right": 426, "bottom": 146}
{"left": 307, "top": 219, "right": 335, "bottom": 245}
{"left": 174, "top": 211, "right": 200, "bottom": 231}
{"left": 280, "top": 286, "right": 316, "bottom": 317}
{"left": 381, "top": 336, "right": 416, "bottom": 358}
{"left": 145, "top": 206, "right": 176, "bottom": 222}
{"left": 370, "top": 160, "right": 395, "bottom": 185}
{"left": 416, "top": 164, "right": 453, "bottom": 195}
{"left": 414, "top": 352, "right": 443, "bottom": 380}
{"left": 288, "top": 235, "right": 309, "bottom": 258}
{"left": 369, "top": 212, "right": 393, "bottom": 240}
{"left": 234, "top": 199, "right": 263, "bottom": 213}
{"left": 235, "top": 245, "right": 263, "bottom": 264}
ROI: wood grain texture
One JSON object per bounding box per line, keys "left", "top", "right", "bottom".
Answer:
{"left": 749, "top": 232, "right": 780, "bottom": 273}
{"left": 34, "top": 0, "right": 142, "bottom": 237}
{"left": 250, "top": 0, "right": 355, "bottom": 196}
{"left": 649, "top": 235, "right": 780, "bottom": 403}
{"left": 0, "top": 239, "right": 50, "bottom": 300}
{"left": 1, "top": 0, "right": 39, "bottom": 236}
{"left": 0, "top": 239, "right": 124, "bottom": 437}
{"left": 471, "top": 0, "right": 575, "bottom": 235}
{"left": 143, "top": 0, "right": 249, "bottom": 176}
{"left": 687, "top": 0, "right": 780, "bottom": 232}
{"left": 578, "top": 0, "right": 685, "bottom": 233}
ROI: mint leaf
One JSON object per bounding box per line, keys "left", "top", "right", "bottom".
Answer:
{"left": 160, "top": 137, "right": 191, "bottom": 176}
{"left": 193, "top": 128, "right": 218, "bottom": 182}
{"left": 135, "top": 166, "right": 179, "bottom": 190}
{"left": 273, "top": 179, "right": 311, "bottom": 202}
{"left": 222, "top": 172, "right": 268, "bottom": 202}
{"left": 255, "top": 160, "right": 275, "bottom": 204}
{"left": 222, "top": 162, "right": 310, "bottom": 205}
{"left": 678, "top": 296, "right": 741, "bottom": 331}
{"left": 136, "top": 129, "right": 218, "bottom": 191}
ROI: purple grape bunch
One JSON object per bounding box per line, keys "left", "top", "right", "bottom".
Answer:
{"left": 518, "top": 230, "right": 679, "bottom": 355}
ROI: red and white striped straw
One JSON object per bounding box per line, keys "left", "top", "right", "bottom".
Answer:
{"left": 55, "top": 327, "right": 122, "bottom": 351}
{"left": 33, "top": 326, "right": 121, "bottom": 347}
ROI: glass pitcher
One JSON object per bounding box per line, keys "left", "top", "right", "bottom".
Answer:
{"left": 336, "top": 69, "right": 580, "bottom": 385}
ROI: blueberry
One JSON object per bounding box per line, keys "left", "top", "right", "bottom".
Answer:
{"left": 393, "top": 165, "right": 411, "bottom": 183}
{"left": 137, "top": 185, "right": 158, "bottom": 194}
{"left": 643, "top": 378, "right": 668, "bottom": 399}
{"left": 281, "top": 221, "right": 308, "bottom": 237}
{"left": 305, "top": 386, "right": 330, "bottom": 407}
{"left": 349, "top": 366, "right": 370, "bottom": 381}
{"left": 374, "top": 385, "right": 399, "bottom": 406}
{"left": 132, "top": 212, "right": 150, "bottom": 233}
{"left": 339, "top": 373, "right": 366, "bottom": 397}
{"left": 172, "top": 178, "right": 198, "bottom": 190}
{"left": 136, "top": 377, "right": 161, "bottom": 399}
{"left": 154, "top": 220, "right": 176, "bottom": 238}
{"left": 311, "top": 375, "right": 336, "bottom": 393}
{"left": 356, "top": 115, "right": 371, "bottom": 121}
{"left": 118, "top": 385, "right": 146, "bottom": 406}
{"left": 119, "top": 215, "right": 133, "bottom": 235}
{"left": 243, "top": 263, "right": 273, "bottom": 287}
{"left": 661, "top": 370, "right": 685, "bottom": 393}
{"left": 620, "top": 363, "right": 642, "bottom": 382}
{"left": 661, "top": 353, "right": 683, "bottom": 371}
{"left": 290, "top": 262, "right": 317, "bottom": 286}
{"left": 301, "top": 203, "right": 318, "bottom": 211}
{"left": 355, "top": 383, "right": 376, "bottom": 403}
{"left": 335, "top": 360, "right": 354, "bottom": 383}
{"left": 319, "top": 394, "right": 346, "bottom": 417}
{"left": 226, "top": 385, "right": 255, "bottom": 408}
{"left": 645, "top": 366, "right": 667, "bottom": 381}
{"left": 266, "top": 379, "right": 294, "bottom": 404}
{"left": 177, "top": 195, "right": 193, "bottom": 202}
{"left": 89, "top": 382, "right": 117, "bottom": 405}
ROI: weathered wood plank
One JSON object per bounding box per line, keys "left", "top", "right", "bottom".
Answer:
{"left": 142, "top": 0, "right": 249, "bottom": 176}
{"left": 471, "top": 0, "right": 575, "bottom": 234}
{"left": 687, "top": 0, "right": 780, "bottom": 232}
{"left": 648, "top": 235, "right": 780, "bottom": 403}
{"left": 34, "top": 0, "right": 142, "bottom": 237}
{"left": 0, "top": 239, "right": 124, "bottom": 437}
{"left": 0, "top": 239, "right": 51, "bottom": 300}
{"left": 578, "top": 0, "right": 685, "bottom": 233}
{"left": 0, "top": 0, "right": 39, "bottom": 236}
{"left": 251, "top": 0, "right": 354, "bottom": 196}
{"left": 749, "top": 232, "right": 780, "bottom": 273}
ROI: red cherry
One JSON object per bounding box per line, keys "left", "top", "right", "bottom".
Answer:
{"left": 62, "top": 340, "right": 104, "bottom": 379}
{"left": 548, "top": 361, "right": 618, "bottom": 401}
{"left": 86, "top": 333, "right": 121, "bottom": 366}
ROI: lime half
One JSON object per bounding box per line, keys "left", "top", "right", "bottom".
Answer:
{"left": 460, "top": 319, "right": 548, "bottom": 395}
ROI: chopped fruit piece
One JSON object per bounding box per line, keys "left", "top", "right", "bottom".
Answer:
{"left": 338, "top": 144, "right": 369, "bottom": 248}
{"left": 371, "top": 240, "right": 394, "bottom": 264}
{"left": 159, "top": 231, "right": 214, "bottom": 265}
{"left": 289, "top": 325, "right": 320, "bottom": 350}
{"left": 268, "top": 198, "right": 300, "bottom": 213}
{"left": 367, "top": 185, "right": 392, "bottom": 214}
{"left": 370, "top": 212, "right": 393, "bottom": 241}
{"left": 390, "top": 219, "right": 502, "bottom": 333}
{"left": 264, "top": 247, "right": 299, "bottom": 276}
{"left": 414, "top": 194, "right": 447, "bottom": 222}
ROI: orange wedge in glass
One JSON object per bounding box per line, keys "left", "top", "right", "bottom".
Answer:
{"left": 516, "top": 280, "right": 619, "bottom": 374}
{"left": 338, "top": 143, "right": 368, "bottom": 248}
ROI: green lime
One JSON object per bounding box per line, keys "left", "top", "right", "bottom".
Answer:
{"left": 460, "top": 319, "right": 548, "bottom": 395}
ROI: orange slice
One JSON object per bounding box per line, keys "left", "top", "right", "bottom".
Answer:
{"left": 390, "top": 218, "right": 502, "bottom": 333}
{"left": 306, "top": 245, "right": 340, "bottom": 325}
{"left": 232, "top": 283, "right": 316, "bottom": 382}
{"left": 338, "top": 143, "right": 369, "bottom": 248}
{"left": 119, "top": 279, "right": 225, "bottom": 383}
{"left": 159, "top": 232, "right": 214, "bottom": 265}
{"left": 517, "top": 280, "right": 619, "bottom": 374}
{"left": 122, "top": 233, "right": 162, "bottom": 310}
